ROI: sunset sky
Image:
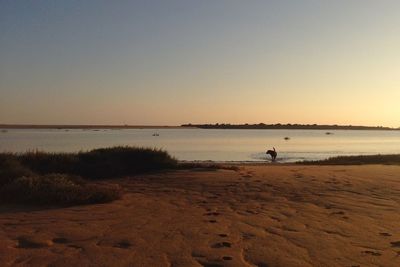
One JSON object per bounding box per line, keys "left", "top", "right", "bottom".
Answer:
{"left": 1, "top": 1, "right": 399, "bottom": 127}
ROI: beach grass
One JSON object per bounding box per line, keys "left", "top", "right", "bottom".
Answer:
{"left": 298, "top": 154, "right": 400, "bottom": 165}
{"left": 0, "top": 155, "right": 34, "bottom": 186}
{"left": 0, "top": 174, "right": 121, "bottom": 205}
{"left": 0, "top": 146, "right": 178, "bottom": 205}
{"left": 14, "top": 146, "right": 178, "bottom": 179}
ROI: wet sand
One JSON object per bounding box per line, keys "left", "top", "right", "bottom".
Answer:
{"left": 1, "top": 165, "right": 400, "bottom": 266}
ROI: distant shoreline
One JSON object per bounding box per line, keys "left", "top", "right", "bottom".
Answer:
{"left": 0, "top": 124, "right": 191, "bottom": 129}
{"left": 182, "top": 123, "right": 400, "bottom": 131}
{"left": 1, "top": 123, "right": 399, "bottom": 130}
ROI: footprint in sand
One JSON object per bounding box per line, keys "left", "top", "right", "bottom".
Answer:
{"left": 363, "top": 250, "right": 381, "bottom": 256}
{"left": 114, "top": 240, "right": 132, "bottom": 249}
{"left": 191, "top": 252, "right": 205, "bottom": 258}
{"left": 245, "top": 210, "right": 258, "bottom": 215}
{"left": 330, "top": 211, "right": 345, "bottom": 215}
{"left": 196, "top": 261, "right": 224, "bottom": 267}
{"left": 379, "top": 232, "right": 392, "bottom": 237}
{"left": 193, "top": 253, "right": 225, "bottom": 267}
{"left": 390, "top": 241, "right": 400, "bottom": 247}
{"left": 52, "top": 237, "right": 69, "bottom": 244}
{"left": 270, "top": 216, "right": 281, "bottom": 222}
{"left": 204, "top": 212, "right": 220, "bottom": 216}
{"left": 212, "top": 242, "right": 232, "bottom": 248}
{"left": 16, "top": 236, "right": 53, "bottom": 249}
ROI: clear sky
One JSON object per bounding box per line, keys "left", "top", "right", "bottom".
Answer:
{"left": 1, "top": 1, "right": 399, "bottom": 127}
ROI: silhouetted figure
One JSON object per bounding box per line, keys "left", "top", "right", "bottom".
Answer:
{"left": 266, "top": 147, "right": 277, "bottom": 161}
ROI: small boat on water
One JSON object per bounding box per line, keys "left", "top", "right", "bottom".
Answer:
{"left": 325, "top": 132, "right": 333, "bottom": 135}
{"left": 284, "top": 137, "right": 290, "bottom": 140}
{"left": 152, "top": 133, "right": 159, "bottom": 136}
{"left": 1, "top": 129, "right": 8, "bottom": 133}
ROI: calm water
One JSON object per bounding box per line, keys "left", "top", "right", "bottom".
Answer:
{"left": 1, "top": 128, "right": 400, "bottom": 162}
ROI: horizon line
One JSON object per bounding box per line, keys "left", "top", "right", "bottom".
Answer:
{"left": 1, "top": 123, "right": 399, "bottom": 130}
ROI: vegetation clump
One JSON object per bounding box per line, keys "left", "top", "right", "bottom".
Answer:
{"left": 298, "top": 154, "right": 400, "bottom": 165}
{"left": 0, "top": 174, "right": 120, "bottom": 205}
{"left": 19, "top": 146, "right": 178, "bottom": 179}
{"left": 0, "top": 155, "right": 34, "bottom": 186}
{"left": 0, "top": 146, "right": 178, "bottom": 205}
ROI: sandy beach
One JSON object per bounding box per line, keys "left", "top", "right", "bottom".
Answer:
{"left": 0, "top": 164, "right": 400, "bottom": 267}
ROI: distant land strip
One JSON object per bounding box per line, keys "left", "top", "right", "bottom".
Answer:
{"left": 0, "top": 125, "right": 189, "bottom": 129}
{"left": 181, "top": 123, "right": 400, "bottom": 130}
{"left": 1, "top": 124, "right": 399, "bottom": 130}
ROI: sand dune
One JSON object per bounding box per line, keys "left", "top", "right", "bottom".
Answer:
{"left": 1, "top": 165, "right": 400, "bottom": 266}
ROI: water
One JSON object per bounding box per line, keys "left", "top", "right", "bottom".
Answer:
{"left": 1, "top": 128, "right": 400, "bottom": 162}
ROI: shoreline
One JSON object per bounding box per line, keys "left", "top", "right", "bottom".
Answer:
{"left": 1, "top": 151, "right": 400, "bottom": 165}
{"left": 1, "top": 124, "right": 399, "bottom": 131}
{"left": 0, "top": 124, "right": 190, "bottom": 129}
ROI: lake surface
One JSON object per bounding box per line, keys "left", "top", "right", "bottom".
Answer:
{"left": 1, "top": 128, "right": 400, "bottom": 162}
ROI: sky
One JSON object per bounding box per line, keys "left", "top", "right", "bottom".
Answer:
{"left": 1, "top": 1, "right": 399, "bottom": 127}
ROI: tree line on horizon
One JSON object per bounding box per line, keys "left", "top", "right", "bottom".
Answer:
{"left": 181, "top": 123, "right": 399, "bottom": 130}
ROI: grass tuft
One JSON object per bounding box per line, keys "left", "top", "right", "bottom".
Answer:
{"left": 298, "top": 154, "right": 400, "bottom": 165}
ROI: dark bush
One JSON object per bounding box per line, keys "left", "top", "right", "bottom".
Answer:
{"left": 9, "top": 146, "right": 177, "bottom": 179}
{"left": 0, "top": 146, "right": 177, "bottom": 205}
{"left": 76, "top": 147, "right": 178, "bottom": 179}
{"left": 0, "top": 174, "right": 121, "bottom": 205}
{"left": 0, "top": 155, "right": 34, "bottom": 186}
{"left": 19, "top": 152, "right": 78, "bottom": 175}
